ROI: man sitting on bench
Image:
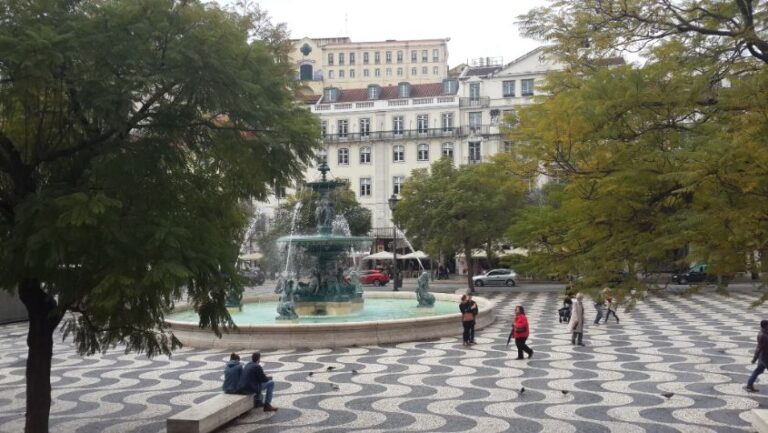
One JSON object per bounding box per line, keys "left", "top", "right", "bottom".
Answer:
{"left": 237, "top": 352, "right": 278, "bottom": 412}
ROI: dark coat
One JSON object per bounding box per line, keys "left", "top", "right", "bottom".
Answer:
{"left": 755, "top": 329, "right": 768, "bottom": 365}
{"left": 222, "top": 360, "right": 242, "bottom": 394}
{"left": 237, "top": 361, "right": 271, "bottom": 394}
{"left": 513, "top": 313, "right": 530, "bottom": 339}
{"left": 460, "top": 302, "right": 474, "bottom": 322}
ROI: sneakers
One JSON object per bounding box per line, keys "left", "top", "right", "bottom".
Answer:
{"left": 528, "top": 350, "right": 534, "bottom": 359}
{"left": 744, "top": 385, "right": 759, "bottom": 393}
{"left": 263, "top": 403, "right": 278, "bottom": 412}
{"left": 577, "top": 342, "right": 586, "bottom": 346}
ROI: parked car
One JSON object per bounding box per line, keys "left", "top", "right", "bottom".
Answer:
{"left": 240, "top": 269, "right": 266, "bottom": 286}
{"left": 359, "top": 269, "right": 390, "bottom": 286}
{"left": 473, "top": 268, "right": 517, "bottom": 287}
{"left": 671, "top": 263, "right": 708, "bottom": 284}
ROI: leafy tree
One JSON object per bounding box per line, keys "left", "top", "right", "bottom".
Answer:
{"left": 257, "top": 182, "right": 372, "bottom": 276}
{"left": 506, "top": 0, "right": 768, "bottom": 300}
{"left": 395, "top": 157, "right": 527, "bottom": 291}
{"left": 0, "top": 1, "right": 318, "bottom": 432}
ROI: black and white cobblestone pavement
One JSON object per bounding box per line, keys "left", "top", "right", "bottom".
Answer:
{"left": 1, "top": 291, "right": 767, "bottom": 433}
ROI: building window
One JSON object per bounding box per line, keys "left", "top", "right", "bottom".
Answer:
{"left": 422, "top": 66, "right": 427, "bottom": 74}
{"left": 469, "top": 112, "right": 482, "bottom": 132}
{"left": 363, "top": 69, "right": 369, "bottom": 77}
{"left": 432, "top": 49, "right": 439, "bottom": 62}
{"left": 300, "top": 64, "right": 313, "bottom": 81}
{"left": 397, "top": 50, "right": 403, "bottom": 63}
{"left": 350, "top": 69, "right": 355, "bottom": 78}
{"left": 321, "top": 120, "right": 327, "bottom": 138}
{"left": 442, "top": 142, "right": 454, "bottom": 158}
{"left": 521, "top": 79, "right": 534, "bottom": 96}
{"left": 386, "top": 68, "right": 392, "bottom": 76}
{"left": 469, "top": 141, "right": 481, "bottom": 163}
{"left": 360, "top": 177, "right": 372, "bottom": 197}
{"left": 503, "top": 80, "right": 515, "bottom": 97}
{"left": 417, "top": 114, "right": 429, "bottom": 133}
{"left": 359, "top": 118, "right": 370, "bottom": 137}
{"left": 397, "top": 67, "right": 403, "bottom": 76}
{"left": 338, "top": 53, "right": 344, "bottom": 65}
{"left": 411, "top": 67, "right": 417, "bottom": 76}
{"left": 502, "top": 141, "right": 513, "bottom": 153}
{"left": 338, "top": 148, "right": 349, "bottom": 165}
{"left": 375, "top": 51, "right": 381, "bottom": 64}
{"left": 338, "top": 69, "right": 345, "bottom": 78}
{"left": 328, "top": 70, "right": 335, "bottom": 79}
{"left": 433, "top": 66, "right": 438, "bottom": 75}
{"left": 441, "top": 113, "right": 454, "bottom": 131}
{"left": 393, "top": 144, "right": 405, "bottom": 162}
{"left": 275, "top": 185, "right": 287, "bottom": 199}
{"left": 421, "top": 50, "right": 428, "bottom": 62}
{"left": 470, "top": 82, "right": 480, "bottom": 100}
{"left": 417, "top": 143, "right": 429, "bottom": 161}
{"left": 393, "top": 116, "right": 404, "bottom": 135}
{"left": 328, "top": 53, "right": 334, "bottom": 65}
{"left": 393, "top": 176, "right": 405, "bottom": 194}
{"left": 386, "top": 51, "right": 392, "bottom": 63}
{"left": 368, "top": 86, "right": 379, "bottom": 99}
{"left": 338, "top": 119, "right": 348, "bottom": 138}
{"left": 349, "top": 52, "right": 355, "bottom": 65}
{"left": 375, "top": 68, "right": 381, "bottom": 77}
{"left": 363, "top": 52, "right": 369, "bottom": 64}
{"left": 360, "top": 146, "right": 371, "bottom": 163}
{"left": 411, "top": 50, "right": 417, "bottom": 62}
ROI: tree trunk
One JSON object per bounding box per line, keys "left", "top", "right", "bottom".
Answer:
{"left": 19, "top": 279, "right": 60, "bottom": 433}
{"left": 464, "top": 243, "right": 474, "bottom": 293}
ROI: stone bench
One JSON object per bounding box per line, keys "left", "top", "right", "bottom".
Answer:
{"left": 167, "top": 393, "right": 253, "bottom": 433}
{"left": 753, "top": 409, "right": 768, "bottom": 433}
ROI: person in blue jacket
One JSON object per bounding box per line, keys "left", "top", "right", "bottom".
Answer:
{"left": 238, "top": 352, "right": 278, "bottom": 411}
{"left": 222, "top": 353, "right": 243, "bottom": 394}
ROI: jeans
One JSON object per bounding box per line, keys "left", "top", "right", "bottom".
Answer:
{"left": 515, "top": 337, "right": 533, "bottom": 358}
{"left": 261, "top": 380, "right": 275, "bottom": 404}
{"left": 748, "top": 360, "right": 766, "bottom": 387}
{"left": 594, "top": 304, "right": 604, "bottom": 324}
{"left": 462, "top": 321, "right": 473, "bottom": 343}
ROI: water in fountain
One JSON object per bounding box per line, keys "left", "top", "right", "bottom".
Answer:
{"left": 395, "top": 226, "right": 425, "bottom": 271}
{"left": 282, "top": 201, "right": 304, "bottom": 276}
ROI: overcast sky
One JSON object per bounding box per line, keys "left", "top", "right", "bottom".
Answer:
{"left": 244, "top": 0, "right": 549, "bottom": 68}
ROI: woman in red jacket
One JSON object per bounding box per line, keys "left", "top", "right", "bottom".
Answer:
{"left": 513, "top": 305, "right": 533, "bottom": 359}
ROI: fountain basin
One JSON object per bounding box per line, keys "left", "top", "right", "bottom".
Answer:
{"left": 166, "top": 292, "right": 495, "bottom": 349}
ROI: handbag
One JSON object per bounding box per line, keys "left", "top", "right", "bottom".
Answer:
{"left": 462, "top": 312, "right": 474, "bottom": 321}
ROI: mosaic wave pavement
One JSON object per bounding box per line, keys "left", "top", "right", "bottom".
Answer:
{"left": 1, "top": 291, "right": 767, "bottom": 433}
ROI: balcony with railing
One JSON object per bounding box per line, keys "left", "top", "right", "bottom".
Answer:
{"left": 459, "top": 97, "right": 490, "bottom": 108}
{"left": 311, "top": 96, "right": 457, "bottom": 113}
{"left": 460, "top": 125, "right": 491, "bottom": 136}
{"left": 465, "top": 155, "right": 485, "bottom": 165}
{"left": 321, "top": 127, "right": 461, "bottom": 143}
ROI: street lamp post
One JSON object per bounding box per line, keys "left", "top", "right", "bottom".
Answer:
{"left": 388, "top": 194, "right": 400, "bottom": 291}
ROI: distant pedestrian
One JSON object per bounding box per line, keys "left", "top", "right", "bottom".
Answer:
{"left": 745, "top": 320, "right": 768, "bottom": 393}
{"left": 460, "top": 295, "right": 475, "bottom": 346}
{"left": 468, "top": 294, "right": 479, "bottom": 344}
{"left": 593, "top": 288, "right": 607, "bottom": 325}
{"left": 512, "top": 306, "right": 533, "bottom": 359}
{"left": 603, "top": 288, "right": 619, "bottom": 324}
{"left": 238, "top": 352, "right": 278, "bottom": 411}
{"left": 222, "top": 353, "right": 243, "bottom": 394}
{"left": 569, "top": 293, "right": 585, "bottom": 346}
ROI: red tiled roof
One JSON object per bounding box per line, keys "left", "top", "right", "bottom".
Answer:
{"left": 332, "top": 82, "right": 453, "bottom": 103}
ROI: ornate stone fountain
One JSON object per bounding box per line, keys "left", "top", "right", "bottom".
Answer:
{"left": 274, "top": 160, "right": 371, "bottom": 318}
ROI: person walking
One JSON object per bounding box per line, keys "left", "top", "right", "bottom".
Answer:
{"left": 603, "top": 288, "right": 619, "bottom": 324}
{"left": 745, "top": 320, "right": 768, "bottom": 392}
{"left": 593, "top": 288, "right": 606, "bottom": 325}
{"left": 238, "top": 352, "right": 278, "bottom": 411}
{"left": 223, "top": 353, "right": 243, "bottom": 394}
{"left": 468, "top": 294, "right": 479, "bottom": 344}
{"left": 569, "top": 293, "right": 586, "bottom": 346}
{"left": 512, "top": 306, "right": 533, "bottom": 359}
{"left": 460, "top": 295, "right": 475, "bottom": 346}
